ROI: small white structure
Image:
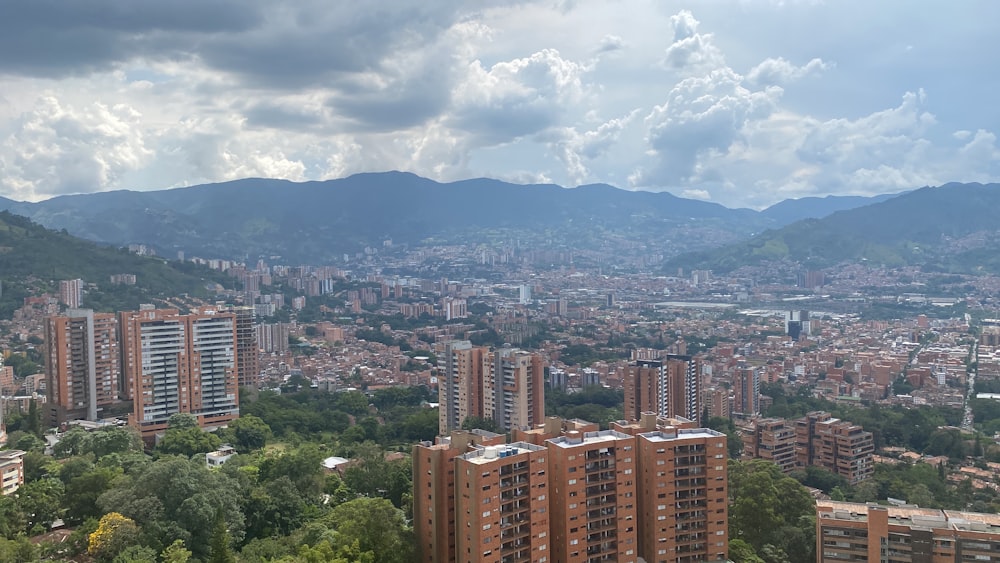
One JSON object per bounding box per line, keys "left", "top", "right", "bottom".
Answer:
{"left": 206, "top": 444, "right": 237, "bottom": 467}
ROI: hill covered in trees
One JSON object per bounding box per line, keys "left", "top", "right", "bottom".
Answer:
{"left": 0, "top": 211, "right": 230, "bottom": 316}
{"left": 669, "top": 182, "right": 1000, "bottom": 273}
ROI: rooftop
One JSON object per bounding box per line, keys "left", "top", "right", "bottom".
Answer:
{"left": 458, "top": 441, "right": 546, "bottom": 464}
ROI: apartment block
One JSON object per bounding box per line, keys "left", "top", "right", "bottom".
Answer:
{"left": 484, "top": 348, "right": 545, "bottom": 432}
{"left": 732, "top": 366, "right": 760, "bottom": 416}
{"left": 414, "top": 429, "right": 507, "bottom": 563}
{"left": 0, "top": 449, "right": 25, "bottom": 496}
{"left": 817, "top": 500, "right": 1000, "bottom": 563}
{"left": 740, "top": 417, "right": 798, "bottom": 473}
{"left": 546, "top": 429, "right": 639, "bottom": 563}
{"left": 439, "top": 341, "right": 545, "bottom": 435}
{"left": 455, "top": 442, "right": 550, "bottom": 563}
{"left": 121, "top": 308, "right": 240, "bottom": 439}
{"left": 417, "top": 416, "right": 728, "bottom": 563}
{"left": 438, "top": 341, "right": 487, "bottom": 435}
{"left": 637, "top": 429, "right": 728, "bottom": 563}
{"left": 233, "top": 307, "right": 260, "bottom": 388}
{"left": 624, "top": 356, "right": 701, "bottom": 422}
{"left": 796, "top": 411, "right": 874, "bottom": 484}
{"left": 44, "top": 309, "right": 120, "bottom": 425}
{"left": 58, "top": 278, "right": 83, "bottom": 309}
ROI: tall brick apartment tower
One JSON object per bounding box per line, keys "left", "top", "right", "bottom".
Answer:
{"left": 44, "top": 309, "right": 119, "bottom": 425}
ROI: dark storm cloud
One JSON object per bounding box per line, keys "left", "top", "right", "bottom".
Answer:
{"left": 0, "top": 0, "right": 470, "bottom": 88}
{"left": 0, "top": 0, "right": 263, "bottom": 75}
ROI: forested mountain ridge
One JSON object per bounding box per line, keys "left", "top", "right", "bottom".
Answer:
{"left": 0, "top": 211, "right": 228, "bottom": 316}
{"left": 669, "top": 182, "right": 1000, "bottom": 273}
{"left": 0, "top": 172, "right": 896, "bottom": 264}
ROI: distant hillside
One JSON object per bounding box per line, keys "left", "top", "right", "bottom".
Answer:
{"left": 0, "top": 173, "right": 763, "bottom": 264}
{"left": 0, "top": 172, "right": 908, "bottom": 265}
{"left": 0, "top": 211, "right": 229, "bottom": 316}
{"left": 668, "top": 182, "right": 1000, "bottom": 273}
{"left": 760, "top": 192, "right": 903, "bottom": 225}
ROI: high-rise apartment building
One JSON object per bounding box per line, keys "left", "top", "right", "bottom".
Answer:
{"left": 816, "top": 500, "right": 1000, "bottom": 563}
{"left": 414, "top": 429, "right": 507, "bottom": 563}
{"left": 636, "top": 428, "right": 728, "bottom": 563}
{"left": 546, "top": 429, "right": 639, "bottom": 563}
{"left": 417, "top": 415, "right": 728, "bottom": 563}
{"left": 624, "top": 356, "right": 701, "bottom": 422}
{"left": 120, "top": 308, "right": 240, "bottom": 439}
{"left": 439, "top": 341, "right": 544, "bottom": 434}
{"left": 44, "top": 309, "right": 119, "bottom": 425}
{"left": 484, "top": 348, "right": 545, "bottom": 432}
{"left": 455, "top": 441, "right": 550, "bottom": 563}
{"left": 233, "top": 307, "right": 259, "bottom": 388}
{"left": 257, "top": 322, "right": 291, "bottom": 353}
{"left": 740, "top": 417, "right": 798, "bottom": 473}
{"left": 59, "top": 279, "right": 83, "bottom": 309}
{"left": 438, "top": 341, "right": 487, "bottom": 435}
{"left": 732, "top": 366, "right": 760, "bottom": 416}
{"left": 795, "top": 411, "right": 874, "bottom": 484}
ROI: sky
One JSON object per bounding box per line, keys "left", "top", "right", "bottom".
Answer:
{"left": 0, "top": 0, "right": 998, "bottom": 209}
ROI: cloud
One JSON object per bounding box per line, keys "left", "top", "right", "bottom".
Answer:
{"left": 681, "top": 188, "right": 711, "bottom": 200}
{"left": 0, "top": 0, "right": 262, "bottom": 76}
{"left": 0, "top": 96, "right": 152, "bottom": 200}
{"left": 745, "top": 57, "right": 830, "bottom": 87}
{"left": 635, "top": 68, "right": 783, "bottom": 187}
{"left": 661, "top": 10, "right": 725, "bottom": 72}
{"left": 595, "top": 35, "right": 625, "bottom": 55}
{"left": 448, "top": 48, "right": 588, "bottom": 145}
{"left": 548, "top": 110, "right": 639, "bottom": 184}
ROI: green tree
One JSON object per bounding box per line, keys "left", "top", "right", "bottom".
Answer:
{"left": 208, "top": 509, "right": 236, "bottom": 563}
{"left": 167, "top": 413, "right": 199, "bottom": 429}
{"left": 64, "top": 467, "right": 119, "bottom": 525}
{"left": 323, "top": 497, "right": 413, "bottom": 563}
{"left": 157, "top": 426, "right": 222, "bottom": 458}
{"left": 98, "top": 457, "right": 244, "bottom": 559}
{"left": 161, "top": 540, "right": 192, "bottom": 563}
{"left": 224, "top": 415, "right": 271, "bottom": 452}
{"left": 111, "top": 545, "right": 158, "bottom": 563}
{"left": 729, "top": 539, "right": 765, "bottom": 563}
{"left": 0, "top": 535, "right": 39, "bottom": 563}
{"left": 729, "top": 460, "right": 815, "bottom": 560}
{"left": 16, "top": 478, "right": 64, "bottom": 534}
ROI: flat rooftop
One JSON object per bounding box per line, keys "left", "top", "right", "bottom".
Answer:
{"left": 459, "top": 441, "right": 546, "bottom": 464}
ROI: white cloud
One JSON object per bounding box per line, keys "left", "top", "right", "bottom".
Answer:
{"left": 0, "top": 96, "right": 151, "bottom": 200}
{"left": 0, "top": 2, "right": 998, "bottom": 208}
{"left": 745, "top": 57, "right": 830, "bottom": 87}
{"left": 549, "top": 110, "right": 639, "bottom": 185}
{"left": 662, "top": 10, "right": 725, "bottom": 72}
{"left": 682, "top": 188, "right": 711, "bottom": 200}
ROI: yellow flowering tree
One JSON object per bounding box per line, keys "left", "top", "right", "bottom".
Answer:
{"left": 88, "top": 512, "right": 141, "bottom": 562}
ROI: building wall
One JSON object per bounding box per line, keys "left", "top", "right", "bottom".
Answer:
{"left": 44, "top": 309, "right": 119, "bottom": 425}
{"left": 455, "top": 442, "right": 549, "bottom": 563}
{"left": 414, "top": 430, "right": 507, "bottom": 563}
{"left": 637, "top": 429, "right": 728, "bottom": 563}
{"left": 816, "top": 500, "right": 1000, "bottom": 563}
{"left": 547, "top": 430, "right": 639, "bottom": 563}
{"left": 0, "top": 450, "right": 25, "bottom": 496}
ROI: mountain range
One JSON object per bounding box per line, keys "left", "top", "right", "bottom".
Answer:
{"left": 669, "top": 182, "right": 1000, "bottom": 273}
{"left": 0, "top": 172, "right": 901, "bottom": 265}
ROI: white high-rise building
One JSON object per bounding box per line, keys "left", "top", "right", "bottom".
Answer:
{"left": 519, "top": 284, "right": 532, "bottom": 304}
